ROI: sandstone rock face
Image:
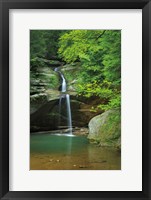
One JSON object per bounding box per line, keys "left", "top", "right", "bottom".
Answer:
{"left": 30, "top": 99, "right": 60, "bottom": 132}
{"left": 88, "top": 109, "right": 121, "bottom": 148}
{"left": 30, "top": 59, "right": 60, "bottom": 114}
{"left": 30, "top": 95, "right": 102, "bottom": 132}
{"left": 30, "top": 65, "right": 60, "bottom": 94}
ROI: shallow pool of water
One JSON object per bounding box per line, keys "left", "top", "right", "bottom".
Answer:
{"left": 30, "top": 133, "right": 121, "bottom": 170}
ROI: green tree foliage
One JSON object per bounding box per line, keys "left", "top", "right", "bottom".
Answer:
{"left": 101, "top": 31, "right": 121, "bottom": 85}
{"left": 58, "top": 30, "right": 121, "bottom": 111}
{"left": 30, "top": 30, "right": 67, "bottom": 60}
{"left": 30, "top": 30, "right": 46, "bottom": 59}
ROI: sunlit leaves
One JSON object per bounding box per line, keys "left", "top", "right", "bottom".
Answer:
{"left": 58, "top": 29, "right": 121, "bottom": 111}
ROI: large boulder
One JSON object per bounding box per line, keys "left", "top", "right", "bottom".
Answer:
{"left": 88, "top": 109, "right": 121, "bottom": 148}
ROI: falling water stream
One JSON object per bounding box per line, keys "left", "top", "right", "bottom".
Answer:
{"left": 55, "top": 67, "right": 72, "bottom": 134}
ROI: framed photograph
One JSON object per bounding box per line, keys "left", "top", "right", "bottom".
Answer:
{"left": 0, "top": 0, "right": 150, "bottom": 199}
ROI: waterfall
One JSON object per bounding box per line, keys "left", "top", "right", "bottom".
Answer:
{"left": 60, "top": 74, "right": 66, "bottom": 92}
{"left": 58, "top": 95, "right": 62, "bottom": 128}
{"left": 66, "top": 94, "right": 72, "bottom": 134}
{"left": 54, "top": 67, "right": 72, "bottom": 134}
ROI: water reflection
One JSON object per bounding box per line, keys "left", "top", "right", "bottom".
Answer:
{"left": 30, "top": 134, "right": 121, "bottom": 170}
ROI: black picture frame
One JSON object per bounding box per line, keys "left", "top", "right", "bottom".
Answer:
{"left": 0, "top": 0, "right": 151, "bottom": 199}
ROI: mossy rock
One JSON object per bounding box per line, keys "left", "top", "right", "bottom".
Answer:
{"left": 30, "top": 66, "right": 60, "bottom": 90}
{"left": 88, "top": 109, "right": 121, "bottom": 149}
{"left": 31, "top": 57, "right": 61, "bottom": 68}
